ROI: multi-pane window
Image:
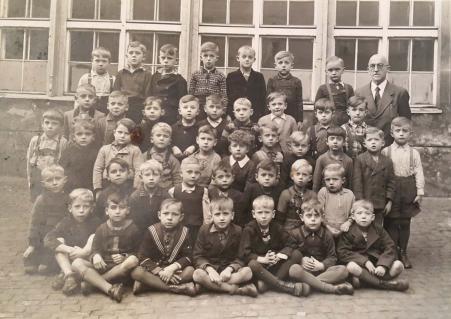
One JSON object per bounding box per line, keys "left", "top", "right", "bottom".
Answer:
{"left": 336, "top": 0, "right": 379, "bottom": 26}
{"left": 131, "top": 0, "right": 181, "bottom": 21}
{"left": 0, "top": 29, "right": 49, "bottom": 92}
{"left": 263, "top": 0, "right": 314, "bottom": 25}
{"left": 202, "top": 0, "right": 253, "bottom": 24}
{"left": 390, "top": 0, "right": 435, "bottom": 26}
{"left": 0, "top": 0, "right": 50, "bottom": 18}
{"left": 70, "top": 0, "right": 121, "bottom": 20}
{"left": 261, "top": 37, "right": 314, "bottom": 100}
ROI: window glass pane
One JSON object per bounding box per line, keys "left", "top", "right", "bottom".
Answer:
{"left": 100, "top": 0, "right": 120, "bottom": 20}
{"left": 23, "top": 61, "right": 47, "bottom": 91}
{"left": 230, "top": 0, "right": 253, "bottom": 24}
{"left": 201, "top": 36, "right": 225, "bottom": 67}
{"left": 411, "top": 72, "right": 433, "bottom": 104}
{"left": 5, "top": 0, "right": 26, "bottom": 17}
{"left": 336, "top": 1, "right": 356, "bottom": 26}
{"left": 132, "top": 0, "right": 155, "bottom": 20}
{"left": 261, "top": 37, "right": 286, "bottom": 68}
{"left": 412, "top": 39, "right": 434, "bottom": 71}
{"left": 70, "top": 31, "right": 93, "bottom": 61}
{"left": 31, "top": 0, "right": 51, "bottom": 18}
{"left": 202, "top": 0, "right": 226, "bottom": 23}
{"left": 29, "top": 29, "right": 49, "bottom": 60}
{"left": 228, "top": 37, "right": 252, "bottom": 68}
{"left": 356, "top": 39, "right": 378, "bottom": 70}
{"left": 359, "top": 1, "right": 379, "bottom": 26}
{"left": 3, "top": 29, "right": 24, "bottom": 59}
{"left": 389, "top": 73, "right": 409, "bottom": 92}
{"left": 389, "top": 39, "right": 409, "bottom": 71}
{"left": 263, "top": 0, "right": 287, "bottom": 25}
{"left": 289, "top": 38, "right": 313, "bottom": 69}
{"left": 413, "top": 1, "right": 434, "bottom": 26}
{"left": 289, "top": 1, "right": 314, "bottom": 25}
{"left": 335, "top": 39, "right": 356, "bottom": 70}
{"left": 129, "top": 33, "right": 154, "bottom": 65}
{"left": 71, "top": 0, "right": 95, "bottom": 19}
{"left": 98, "top": 32, "right": 119, "bottom": 63}
{"left": 159, "top": 0, "right": 180, "bottom": 21}
{"left": 390, "top": 1, "right": 409, "bottom": 26}
{"left": 0, "top": 61, "right": 22, "bottom": 90}
{"left": 69, "top": 63, "right": 91, "bottom": 92}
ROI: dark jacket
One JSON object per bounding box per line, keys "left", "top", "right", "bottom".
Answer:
{"left": 337, "top": 223, "right": 397, "bottom": 268}
{"left": 352, "top": 151, "right": 395, "bottom": 210}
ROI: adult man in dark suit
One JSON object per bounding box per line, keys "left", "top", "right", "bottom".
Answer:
{"left": 356, "top": 54, "right": 411, "bottom": 145}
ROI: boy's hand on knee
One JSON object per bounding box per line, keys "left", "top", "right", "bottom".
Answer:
{"left": 159, "top": 268, "right": 175, "bottom": 283}
{"left": 365, "top": 260, "right": 376, "bottom": 274}
{"left": 183, "top": 145, "right": 196, "bottom": 156}
{"left": 23, "top": 246, "right": 35, "bottom": 258}
{"left": 206, "top": 267, "right": 221, "bottom": 284}
{"left": 219, "top": 267, "right": 233, "bottom": 282}
{"left": 112, "top": 254, "right": 125, "bottom": 264}
{"left": 92, "top": 254, "right": 107, "bottom": 270}
{"left": 374, "top": 266, "right": 386, "bottom": 277}
{"left": 383, "top": 201, "right": 392, "bottom": 215}
{"left": 414, "top": 195, "right": 423, "bottom": 204}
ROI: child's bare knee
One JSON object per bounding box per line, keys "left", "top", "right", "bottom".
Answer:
{"left": 241, "top": 266, "right": 252, "bottom": 277}
{"left": 391, "top": 260, "right": 404, "bottom": 274}
{"left": 122, "top": 255, "right": 139, "bottom": 270}
{"left": 288, "top": 263, "right": 303, "bottom": 279}
{"left": 346, "top": 262, "right": 361, "bottom": 275}
{"left": 193, "top": 269, "right": 206, "bottom": 282}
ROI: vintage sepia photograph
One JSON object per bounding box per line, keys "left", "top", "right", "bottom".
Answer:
{"left": 0, "top": 0, "right": 450, "bottom": 318}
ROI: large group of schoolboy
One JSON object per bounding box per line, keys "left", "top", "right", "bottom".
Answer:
{"left": 23, "top": 39, "right": 424, "bottom": 303}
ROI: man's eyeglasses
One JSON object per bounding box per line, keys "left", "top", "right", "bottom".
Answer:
{"left": 368, "top": 63, "right": 386, "bottom": 70}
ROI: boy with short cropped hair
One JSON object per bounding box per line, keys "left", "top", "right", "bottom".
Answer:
{"left": 315, "top": 56, "right": 354, "bottom": 126}
{"left": 44, "top": 188, "right": 101, "bottom": 295}
{"left": 96, "top": 90, "right": 129, "bottom": 145}
{"left": 23, "top": 165, "right": 69, "bottom": 274}
{"left": 289, "top": 199, "right": 354, "bottom": 295}
{"left": 130, "top": 160, "right": 170, "bottom": 233}
{"left": 337, "top": 200, "right": 409, "bottom": 292}
{"left": 78, "top": 47, "right": 115, "bottom": 114}
{"left": 72, "top": 192, "right": 141, "bottom": 302}
{"left": 342, "top": 96, "right": 369, "bottom": 159}
{"left": 168, "top": 157, "right": 209, "bottom": 244}
{"left": 185, "top": 125, "right": 221, "bottom": 187}
{"left": 225, "top": 98, "right": 260, "bottom": 149}
{"left": 312, "top": 126, "right": 353, "bottom": 192}
{"left": 114, "top": 41, "right": 152, "bottom": 123}
{"left": 198, "top": 94, "right": 232, "bottom": 156}
{"left": 353, "top": 126, "right": 395, "bottom": 227}
{"left": 171, "top": 95, "right": 200, "bottom": 160}
{"left": 227, "top": 45, "right": 266, "bottom": 121}
{"left": 242, "top": 160, "right": 284, "bottom": 225}
{"left": 131, "top": 198, "right": 197, "bottom": 296}
{"left": 267, "top": 51, "right": 304, "bottom": 122}
{"left": 252, "top": 124, "right": 284, "bottom": 167}
{"left": 277, "top": 159, "right": 316, "bottom": 231}
{"left": 280, "top": 131, "right": 315, "bottom": 189}
{"left": 220, "top": 129, "right": 256, "bottom": 192}
{"left": 27, "top": 109, "right": 68, "bottom": 200}
{"left": 308, "top": 98, "right": 336, "bottom": 160}
{"left": 137, "top": 96, "right": 165, "bottom": 152}
{"left": 258, "top": 92, "right": 298, "bottom": 154}
{"left": 193, "top": 197, "right": 257, "bottom": 296}
{"left": 382, "top": 117, "right": 424, "bottom": 268}
{"left": 64, "top": 83, "right": 105, "bottom": 140}
{"left": 317, "top": 163, "right": 355, "bottom": 237}
{"left": 60, "top": 120, "right": 98, "bottom": 192}
{"left": 142, "top": 122, "right": 182, "bottom": 190}
{"left": 150, "top": 44, "right": 188, "bottom": 124}
{"left": 189, "top": 42, "right": 227, "bottom": 110}
{"left": 240, "top": 195, "right": 308, "bottom": 297}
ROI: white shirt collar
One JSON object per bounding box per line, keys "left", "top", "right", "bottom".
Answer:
{"left": 207, "top": 117, "right": 223, "bottom": 128}
{"left": 371, "top": 79, "right": 388, "bottom": 98}
{"left": 230, "top": 155, "right": 250, "bottom": 168}
{"left": 270, "top": 113, "right": 286, "bottom": 121}
{"left": 181, "top": 183, "right": 196, "bottom": 193}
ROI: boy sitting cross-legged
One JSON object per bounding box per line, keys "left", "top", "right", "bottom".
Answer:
{"left": 240, "top": 195, "right": 309, "bottom": 297}
{"left": 131, "top": 198, "right": 197, "bottom": 296}
{"left": 130, "top": 160, "right": 170, "bottom": 234}
{"left": 44, "top": 189, "right": 101, "bottom": 295}
{"left": 337, "top": 200, "right": 409, "bottom": 292}
{"left": 72, "top": 192, "right": 141, "bottom": 302}
{"left": 193, "top": 198, "right": 257, "bottom": 297}
{"left": 288, "top": 199, "right": 354, "bottom": 295}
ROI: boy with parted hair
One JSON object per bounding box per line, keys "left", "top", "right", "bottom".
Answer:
{"left": 137, "top": 96, "right": 165, "bottom": 152}
{"left": 342, "top": 95, "right": 370, "bottom": 159}
{"left": 267, "top": 51, "right": 304, "bottom": 123}
{"left": 131, "top": 198, "right": 197, "bottom": 296}
{"left": 189, "top": 42, "right": 227, "bottom": 110}
{"left": 95, "top": 90, "right": 129, "bottom": 145}
{"left": 252, "top": 124, "right": 284, "bottom": 167}
{"left": 193, "top": 197, "right": 257, "bottom": 297}
{"left": 78, "top": 46, "right": 115, "bottom": 114}
{"left": 150, "top": 44, "right": 188, "bottom": 124}
{"left": 114, "top": 41, "right": 152, "bottom": 123}
{"left": 27, "top": 109, "right": 68, "bottom": 200}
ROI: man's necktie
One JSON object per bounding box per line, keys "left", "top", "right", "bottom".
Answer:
{"left": 374, "top": 86, "right": 381, "bottom": 107}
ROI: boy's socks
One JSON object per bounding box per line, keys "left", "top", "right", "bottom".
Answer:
{"left": 82, "top": 268, "right": 111, "bottom": 294}
{"left": 102, "top": 264, "right": 128, "bottom": 282}
{"left": 290, "top": 265, "right": 346, "bottom": 294}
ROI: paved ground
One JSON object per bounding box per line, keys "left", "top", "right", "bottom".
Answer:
{"left": 1, "top": 176, "right": 451, "bottom": 319}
